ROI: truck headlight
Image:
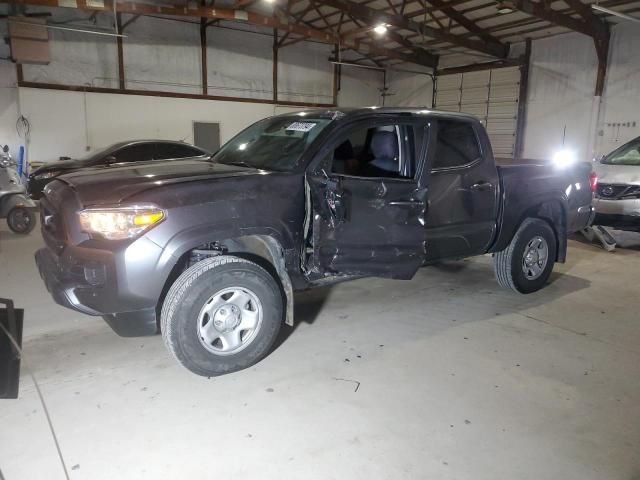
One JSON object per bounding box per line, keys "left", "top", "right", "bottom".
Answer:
{"left": 34, "top": 171, "right": 61, "bottom": 180}
{"left": 79, "top": 206, "right": 165, "bottom": 240}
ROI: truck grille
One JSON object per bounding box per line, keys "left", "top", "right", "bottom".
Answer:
{"left": 39, "top": 181, "right": 71, "bottom": 253}
{"left": 596, "top": 183, "right": 640, "bottom": 200}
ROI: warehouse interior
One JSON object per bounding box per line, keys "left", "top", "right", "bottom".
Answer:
{"left": 1, "top": 0, "right": 639, "bottom": 478}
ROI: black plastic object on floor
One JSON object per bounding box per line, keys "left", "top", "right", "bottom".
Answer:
{"left": 0, "top": 298, "right": 23, "bottom": 399}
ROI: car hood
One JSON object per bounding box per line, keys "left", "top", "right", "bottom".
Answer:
{"left": 32, "top": 158, "right": 89, "bottom": 175}
{"left": 53, "top": 158, "right": 265, "bottom": 205}
{"left": 594, "top": 162, "right": 640, "bottom": 185}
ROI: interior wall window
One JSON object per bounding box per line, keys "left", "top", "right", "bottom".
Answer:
{"left": 330, "top": 123, "right": 418, "bottom": 179}
{"left": 432, "top": 119, "right": 481, "bottom": 170}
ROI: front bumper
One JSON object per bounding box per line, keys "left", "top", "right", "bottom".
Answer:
{"left": 35, "top": 239, "right": 166, "bottom": 337}
{"left": 592, "top": 197, "right": 640, "bottom": 231}
{"left": 593, "top": 197, "right": 640, "bottom": 216}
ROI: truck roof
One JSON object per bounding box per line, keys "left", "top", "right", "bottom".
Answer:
{"left": 277, "top": 107, "right": 480, "bottom": 122}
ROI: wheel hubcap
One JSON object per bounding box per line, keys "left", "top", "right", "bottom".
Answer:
{"left": 10, "top": 210, "right": 30, "bottom": 231}
{"left": 197, "top": 287, "right": 263, "bottom": 356}
{"left": 522, "top": 236, "right": 549, "bottom": 280}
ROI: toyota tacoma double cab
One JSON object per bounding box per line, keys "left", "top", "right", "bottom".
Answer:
{"left": 35, "top": 108, "right": 595, "bottom": 376}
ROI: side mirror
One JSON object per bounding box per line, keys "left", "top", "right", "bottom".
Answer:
{"left": 2, "top": 145, "right": 8, "bottom": 153}
{"left": 104, "top": 155, "right": 117, "bottom": 164}
{"left": 59, "top": 156, "right": 71, "bottom": 161}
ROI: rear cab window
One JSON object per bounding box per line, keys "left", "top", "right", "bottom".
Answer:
{"left": 432, "top": 119, "right": 482, "bottom": 170}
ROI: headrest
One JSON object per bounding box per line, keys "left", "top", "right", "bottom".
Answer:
{"left": 371, "top": 131, "right": 398, "bottom": 160}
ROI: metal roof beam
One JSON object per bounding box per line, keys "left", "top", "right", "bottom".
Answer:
{"left": 4, "top": 0, "right": 437, "bottom": 67}
{"left": 316, "top": 0, "right": 509, "bottom": 58}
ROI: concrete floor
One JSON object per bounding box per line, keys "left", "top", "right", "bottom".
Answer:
{"left": 1, "top": 224, "right": 640, "bottom": 480}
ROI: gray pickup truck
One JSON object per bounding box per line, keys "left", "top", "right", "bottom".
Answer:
{"left": 35, "top": 108, "right": 595, "bottom": 376}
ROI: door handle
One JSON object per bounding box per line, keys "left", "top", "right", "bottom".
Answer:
{"left": 470, "top": 181, "right": 493, "bottom": 192}
{"left": 388, "top": 200, "right": 424, "bottom": 206}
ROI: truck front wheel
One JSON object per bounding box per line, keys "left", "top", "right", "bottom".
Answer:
{"left": 161, "top": 255, "right": 283, "bottom": 376}
{"left": 493, "top": 218, "right": 557, "bottom": 294}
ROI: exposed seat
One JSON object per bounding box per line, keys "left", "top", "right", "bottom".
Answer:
{"left": 368, "top": 131, "right": 399, "bottom": 174}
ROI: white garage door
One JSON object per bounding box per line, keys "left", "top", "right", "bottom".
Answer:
{"left": 435, "top": 66, "right": 521, "bottom": 159}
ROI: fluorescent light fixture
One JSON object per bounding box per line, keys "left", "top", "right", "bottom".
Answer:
{"left": 497, "top": 6, "right": 514, "bottom": 13}
{"left": 373, "top": 24, "right": 388, "bottom": 35}
{"left": 591, "top": 4, "right": 640, "bottom": 23}
{"left": 552, "top": 149, "right": 576, "bottom": 168}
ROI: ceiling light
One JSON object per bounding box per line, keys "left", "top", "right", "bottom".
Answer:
{"left": 373, "top": 24, "right": 387, "bottom": 35}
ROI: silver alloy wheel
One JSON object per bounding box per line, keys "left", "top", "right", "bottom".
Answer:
{"left": 521, "top": 235, "right": 549, "bottom": 280}
{"left": 197, "top": 287, "right": 263, "bottom": 356}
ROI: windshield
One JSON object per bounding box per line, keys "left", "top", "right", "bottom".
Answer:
{"left": 602, "top": 137, "right": 640, "bottom": 166}
{"left": 212, "top": 116, "right": 332, "bottom": 172}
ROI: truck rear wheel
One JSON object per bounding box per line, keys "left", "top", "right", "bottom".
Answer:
{"left": 493, "top": 218, "right": 557, "bottom": 294}
{"left": 161, "top": 255, "right": 283, "bottom": 376}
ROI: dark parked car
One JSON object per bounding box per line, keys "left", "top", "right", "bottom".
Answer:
{"left": 35, "top": 108, "right": 595, "bottom": 376}
{"left": 28, "top": 140, "right": 210, "bottom": 199}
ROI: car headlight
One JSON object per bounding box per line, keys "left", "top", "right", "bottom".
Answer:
{"left": 79, "top": 205, "right": 165, "bottom": 240}
{"left": 34, "top": 171, "right": 61, "bottom": 180}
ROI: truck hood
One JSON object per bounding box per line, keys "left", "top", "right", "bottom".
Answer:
{"left": 54, "top": 158, "right": 263, "bottom": 205}
{"left": 593, "top": 162, "right": 640, "bottom": 185}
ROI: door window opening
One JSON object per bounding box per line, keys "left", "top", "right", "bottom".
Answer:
{"left": 329, "top": 123, "right": 417, "bottom": 179}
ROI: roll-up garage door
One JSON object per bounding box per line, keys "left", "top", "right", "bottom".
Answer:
{"left": 435, "top": 66, "right": 521, "bottom": 159}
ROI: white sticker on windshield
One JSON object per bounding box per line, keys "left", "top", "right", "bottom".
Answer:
{"left": 286, "top": 122, "right": 317, "bottom": 132}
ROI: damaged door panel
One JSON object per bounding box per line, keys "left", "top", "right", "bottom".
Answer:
{"left": 306, "top": 118, "right": 430, "bottom": 279}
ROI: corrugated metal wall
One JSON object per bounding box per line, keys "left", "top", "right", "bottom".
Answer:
{"left": 435, "top": 66, "right": 521, "bottom": 158}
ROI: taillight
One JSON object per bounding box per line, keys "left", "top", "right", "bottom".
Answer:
{"left": 589, "top": 171, "right": 598, "bottom": 193}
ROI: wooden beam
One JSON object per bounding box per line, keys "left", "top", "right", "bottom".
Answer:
{"left": 564, "top": 0, "right": 596, "bottom": 22}
{"left": 200, "top": 17, "right": 207, "bottom": 95}
{"left": 273, "top": 28, "right": 278, "bottom": 103}
{"left": 18, "top": 80, "right": 337, "bottom": 107}
{"left": 511, "top": 0, "right": 594, "bottom": 37}
{"left": 116, "top": 12, "right": 125, "bottom": 90}
{"left": 594, "top": 32, "right": 609, "bottom": 96}
{"left": 514, "top": 38, "right": 531, "bottom": 161}
{"left": 6, "top": 0, "right": 436, "bottom": 67}
{"left": 385, "top": 30, "right": 438, "bottom": 68}
{"left": 332, "top": 43, "right": 339, "bottom": 105}
{"left": 316, "top": 0, "right": 509, "bottom": 58}
{"left": 436, "top": 57, "right": 522, "bottom": 75}
{"left": 510, "top": 0, "right": 610, "bottom": 97}
{"left": 423, "top": 0, "right": 502, "bottom": 46}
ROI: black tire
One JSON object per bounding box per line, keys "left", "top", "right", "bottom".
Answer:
{"left": 161, "top": 255, "right": 283, "bottom": 376}
{"left": 7, "top": 207, "right": 36, "bottom": 234}
{"left": 494, "top": 218, "right": 557, "bottom": 294}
